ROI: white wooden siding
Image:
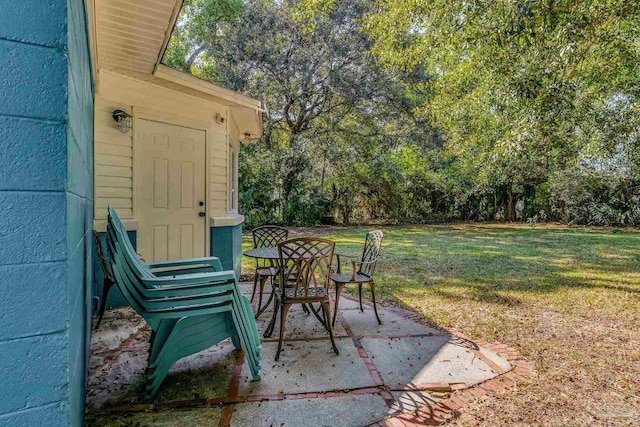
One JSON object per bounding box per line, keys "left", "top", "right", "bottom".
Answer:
{"left": 94, "top": 99, "right": 133, "bottom": 220}
{"left": 227, "top": 111, "right": 241, "bottom": 213}
{"left": 210, "top": 128, "right": 228, "bottom": 216}
{"left": 94, "top": 70, "right": 234, "bottom": 228}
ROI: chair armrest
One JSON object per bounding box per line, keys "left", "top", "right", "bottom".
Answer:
{"left": 143, "top": 292, "right": 237, "bottom": 313}
{"left": 335, "top": 253, "right": 362, "bottom": 274}
{"left": 152, "top": 264, "right": 222, "bottom": 277}
{"left": 142, "top": 286, "right": 233, "bottom": 301}
{"left": 145, "top": 298, "right": 247, "bottom": 318}
{"left": 353, "top": 258, "right": 378, "bottom": 266}
{"left": 144, "top": 270, "right": 236, "bottom": 287}
{"left": 335, "top": 253, "right": 361, "bottom": 259}
{"left": 139, "top": 275, "right": 237, "bottom": 298}
{"left": 346, "top": 258, "right": 378, "bottom": 281}
{"left": 148, "top": 257, "right": 223, "bottom": 271}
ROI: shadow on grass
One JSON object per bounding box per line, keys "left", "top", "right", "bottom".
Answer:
{"left": 245, "top": 225, "right": 640, "bottom": 317}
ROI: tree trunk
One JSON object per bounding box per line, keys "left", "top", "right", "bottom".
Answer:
{"left": 507, "top": 185, "right": 515, "bottom": 222}
{"left": 183, "top": 45, "right": 206, "bottom": 74}
{"left": 342, "top": 196, "right": 350, "bottom": 226}
{"left": 320, "top": 154, "right": 327, "bottom": 195}
{"left": 281, "top": 134, "right": 304, "bottom": 223}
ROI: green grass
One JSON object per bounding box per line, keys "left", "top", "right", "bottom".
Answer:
{"left": 242, "top": 223, "right": 640, "bottom": 425}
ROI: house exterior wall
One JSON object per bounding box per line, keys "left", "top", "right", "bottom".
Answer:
{"left": 93, "top": 70, "right": 245, "bottom": 310}
{"left": 94, "top": 99, "right": 134, "bottom": 220}
{"left": 0, "top": 0, "right": 93, "bottom": 425}
{"left": 93, "top": 69, "right": 232, "bottom": 228}
{"left": 209, "top": 113, "right": 244, "bottom": 278}
{"left": 227, "top": 110, "right": 241, "bottom": 213}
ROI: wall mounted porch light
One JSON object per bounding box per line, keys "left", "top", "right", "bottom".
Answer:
{"left": 112, "top": 110, "right": 132, "bottom": 133}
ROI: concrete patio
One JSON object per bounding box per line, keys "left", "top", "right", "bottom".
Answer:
{"left": 85, "top": 283, "right": 529, "bottom": 426}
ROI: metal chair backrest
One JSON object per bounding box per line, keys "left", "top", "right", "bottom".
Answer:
{"left": 93, "top": 230, "right": 114, "bottom": 282}
{"left": 252, "top": 225, "right": 289, "bottom": 268}
{"left": 359, "top": 230, "right": 383, "bottom": 278}
{"left": 253, "top": 225, "right": 289, "bottom": 248}
{"left": 277, "top": 238, "right": 335, "bottom": 299}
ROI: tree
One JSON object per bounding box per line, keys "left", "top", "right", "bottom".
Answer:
{"left": 296, "top": 0, "right": 640, "bottom": 223}
{"left": 165, "top": 0, "right": 640, "bottom": 226}
{"left": 163, "top": 0, "right": 242, "bottom": 74}
{"left": 166, "top": 0, "right": 435, "bottom": 223}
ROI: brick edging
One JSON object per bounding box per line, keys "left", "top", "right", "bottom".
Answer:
{"left": 218, "top": 350, "right": 245, "bottom": 427}
{"left": 314, "top": 292, "right": 536, "bottom": 426}
{"left": 372, "top": 338, "right": 534, "bottom": 426}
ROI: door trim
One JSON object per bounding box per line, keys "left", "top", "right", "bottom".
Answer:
{"left": 133, "top": 111, "right": 210, "bottom": 257}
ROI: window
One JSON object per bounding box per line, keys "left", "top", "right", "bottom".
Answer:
{"left": 229, "top": 145, "right": 237, "bottom": 213}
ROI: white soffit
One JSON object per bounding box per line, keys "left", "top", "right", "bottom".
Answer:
{"left": 94, "top": 0, "right": 180, "bottom": 75}
{"left": 153, "top": 65, "right": 262, "bottom": 110}
{"left": 90, "top": 0, "right": 263, "bottom": 111}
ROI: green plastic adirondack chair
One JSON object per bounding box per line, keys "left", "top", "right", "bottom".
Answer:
{"left": 106, "top": 229, "right": 262, "bottom": 389}
{"left": 105, "top": 212, "right": 261, "bottom": 398}
{"left": 105, "top": 208, "right": 261, "bottom": 369}
{"left": 106, "top": 207, "right": 262, "bottom": 365}
{"left": 104, "top": 206, "right": 261, "bottom": 399}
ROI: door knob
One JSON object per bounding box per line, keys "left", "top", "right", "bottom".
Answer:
{"left": 199, "top": 212, "right": 206, "bottom": 217}
{"left": 199, "top": 201, "right": 204, "bottom": 206}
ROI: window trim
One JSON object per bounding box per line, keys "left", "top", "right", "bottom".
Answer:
{"left": 229, "top": 144, "right": 237, "bottom": 214}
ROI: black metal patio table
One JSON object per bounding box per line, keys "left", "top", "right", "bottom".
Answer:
{"left": 243, "top": 246, "right": 324, "bottom": 260}
{"left": 243, "top": 247, "right": 279, "bottom": 318}
{"left": 243, "top": 246, "right": 279, "bottom": 261}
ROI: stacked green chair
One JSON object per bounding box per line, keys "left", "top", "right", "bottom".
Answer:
{"left": 104, "top": 206, "right": 261, "bottom": 399}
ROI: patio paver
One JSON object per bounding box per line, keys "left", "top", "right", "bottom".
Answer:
{"left": 390, "top": 391, "right": 438, "bottom": 414}
{"left": 237, "top": 339, "right": 375, "bottom": 396}
{"left": 361, "top": 336, "right": 502, "bottom": 386}
{"left": 89, "top": 408, "right": 223, "bottom": 427}
{"left": 230, "top": 394, "right": 390, "bottom": 427}
{"left": 340, "top": 309, "right": 443, "bottom": 337}
{"left": 85, "top": 283, "right": 527, "bottom": 427}
{"left": 256, "top": 306, "right": 349, "bottom": 340}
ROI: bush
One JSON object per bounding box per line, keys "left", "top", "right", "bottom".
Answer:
{"left": 548, "top": 165, "right": 640, "bottom": 226}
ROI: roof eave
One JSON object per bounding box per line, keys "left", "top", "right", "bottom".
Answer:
{"left": 154, "top": 64, "right": 262, "bottom": 110}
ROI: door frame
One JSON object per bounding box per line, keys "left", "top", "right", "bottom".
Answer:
{"left": 133, "top": 108, "right": 211, "bottom": 257}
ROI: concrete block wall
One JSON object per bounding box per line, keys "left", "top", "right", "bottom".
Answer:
{"left": 0, "top": 0, "right": 93, "bottom": 425}
{"left": 66, "top": 0, "right": 94, "bottom": 425}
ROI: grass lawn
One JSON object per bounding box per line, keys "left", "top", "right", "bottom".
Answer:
{"left": 242, "top": 223, "right": 640, "bottom": 426}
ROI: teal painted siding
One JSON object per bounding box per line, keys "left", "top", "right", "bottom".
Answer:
{"left": 0, "top": 0, "right": 67, "bottom": 48}
{"left": 210, "top": 224, "right": 243, "bottom": 278}
{"left": 0, "top": 403, "right": 68, "bottom": 427}
{"left": 0, "top": 118, "right": 67, "bottom": 191}
{"left": 0, "top": 0, "right": 93, "bottom": 425}
{"left": 0, "top": 40, "right": 67, "bottom": 120}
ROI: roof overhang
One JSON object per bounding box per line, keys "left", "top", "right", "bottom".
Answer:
{"left": 85, "top": 0, "right": 262, "bottom": 138}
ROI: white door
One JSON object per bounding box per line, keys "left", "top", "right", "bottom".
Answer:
{"left": 136, "top": 119, "right": 206, "bottom": 263}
